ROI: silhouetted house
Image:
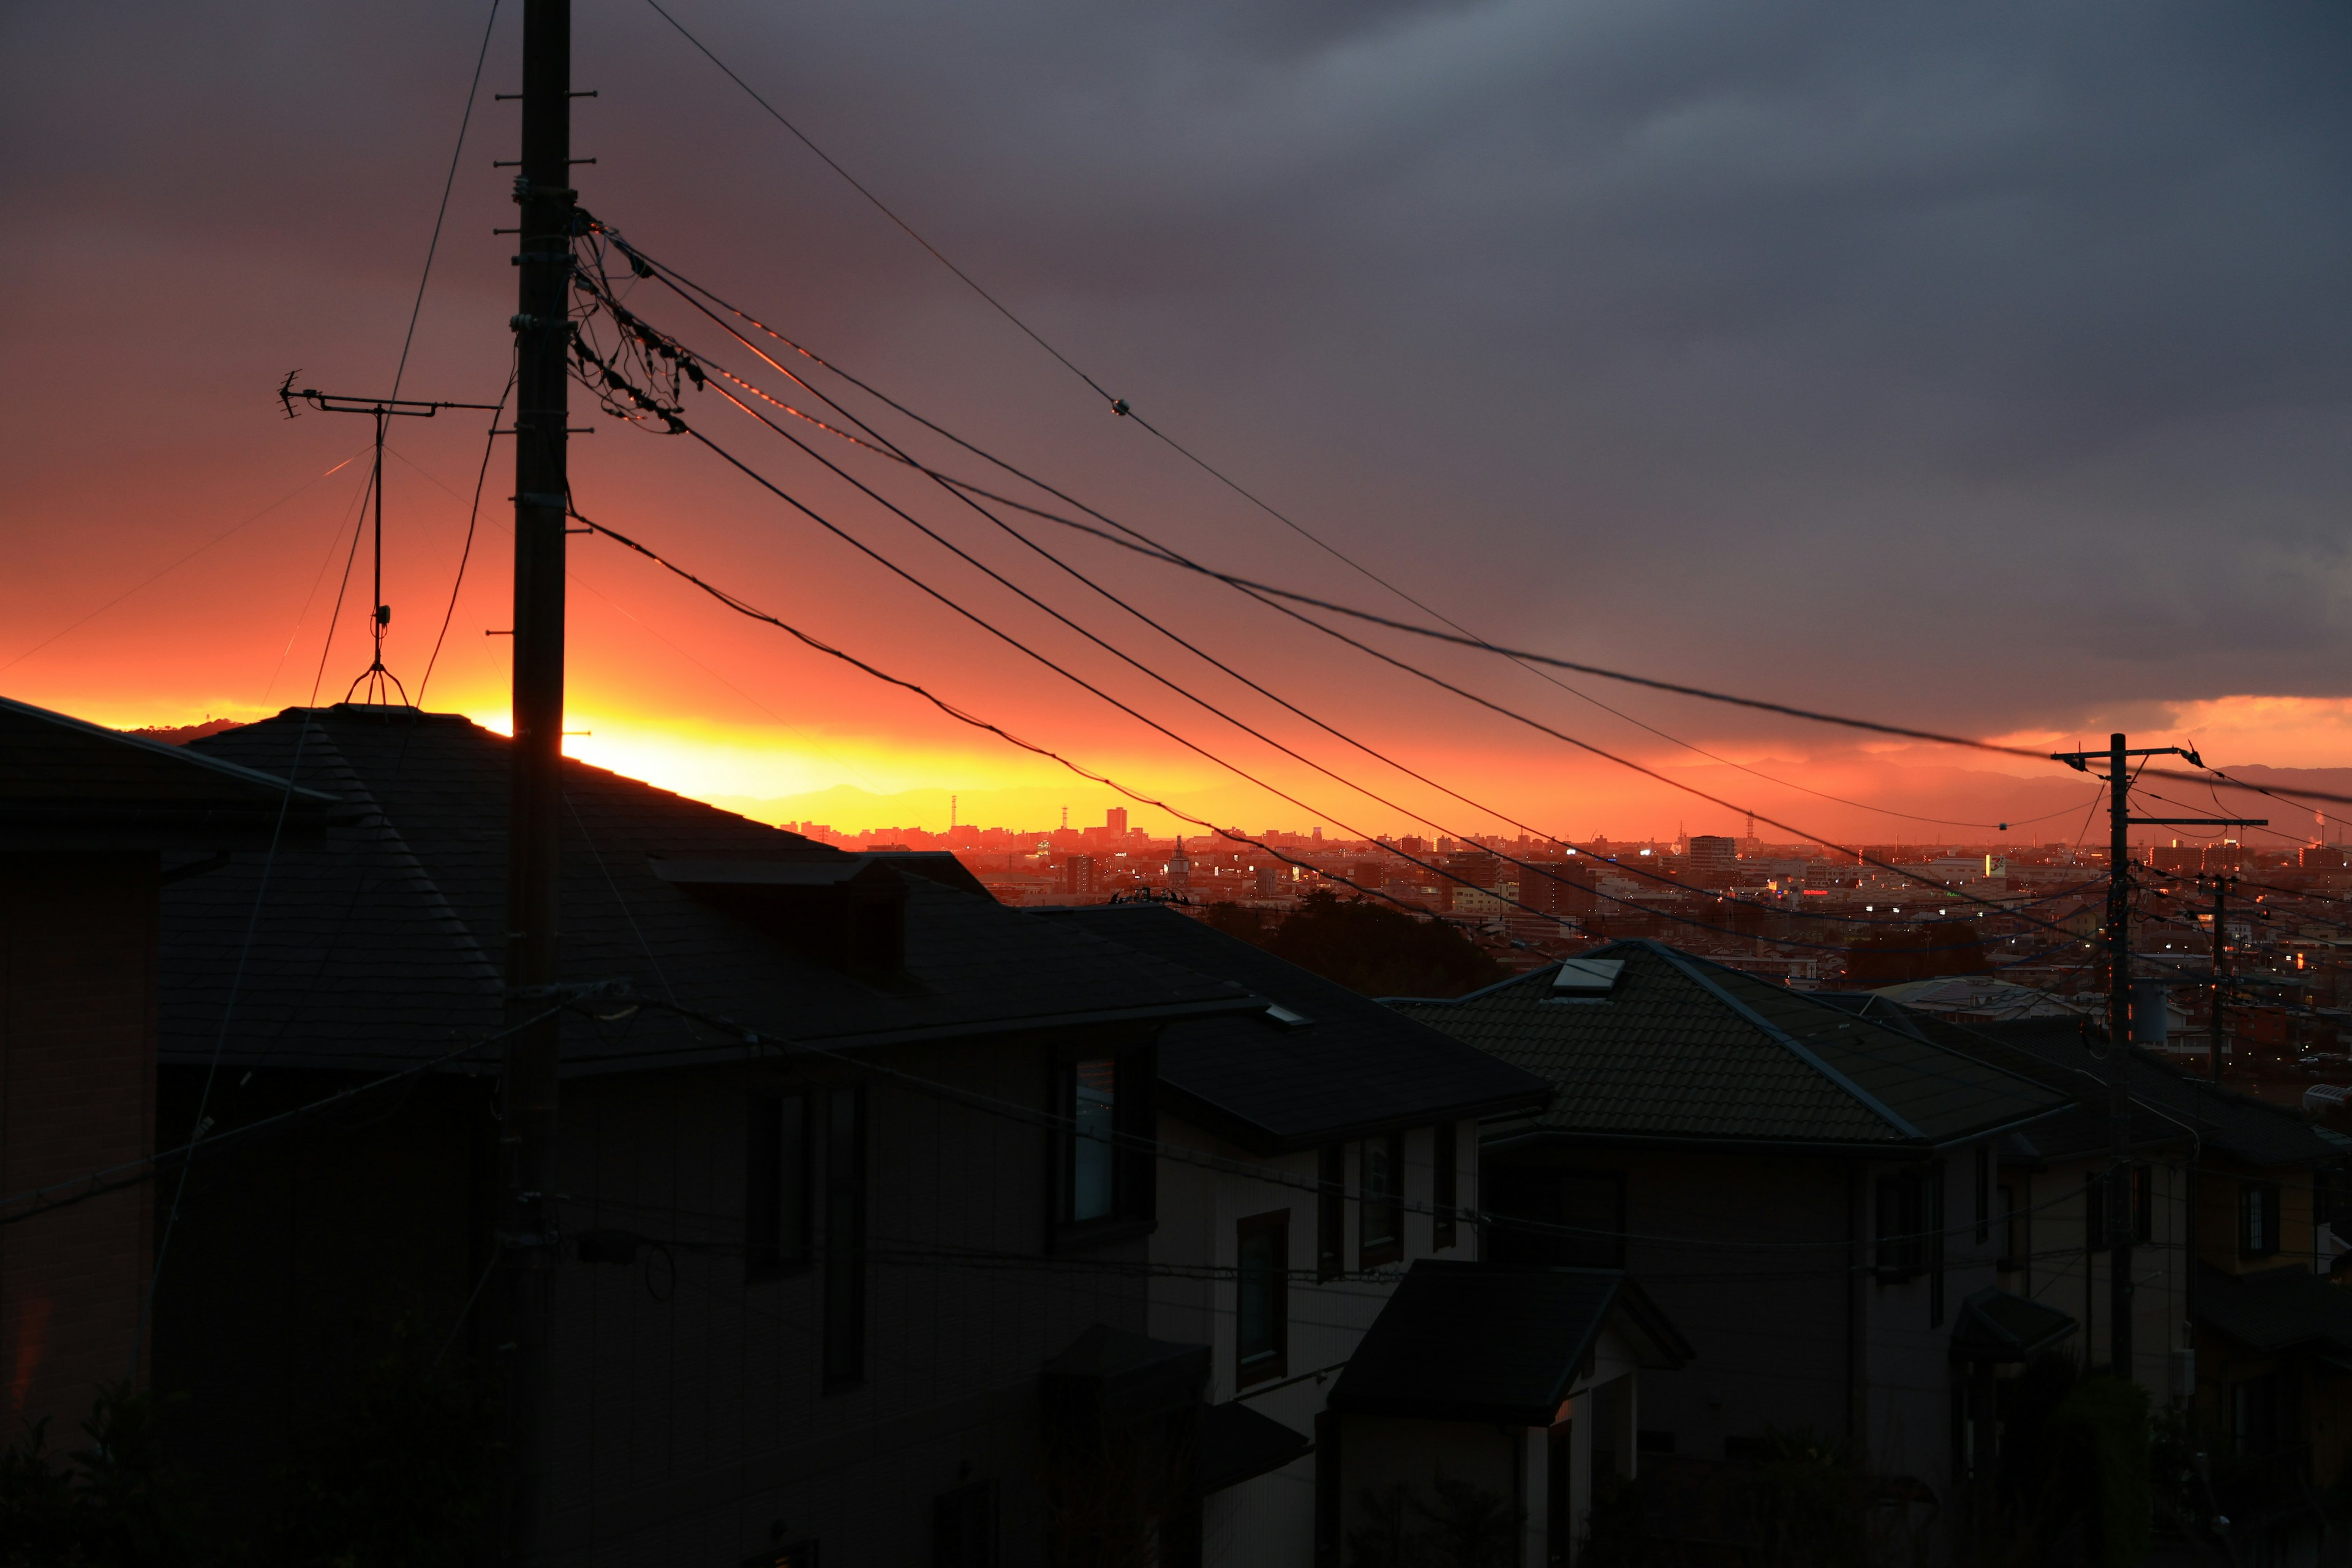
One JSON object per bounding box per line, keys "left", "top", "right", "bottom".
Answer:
{"left": 1038, "top": 903, "right": 1553, "bottom": 1566}
{"left": 0, "top": 695, "right": 331, "bottom": 1439}
{"left": 1947, "top": 1016, "right": 2352, "bottom": 1560}
{"left": 1390, "top": 940, "right": 2073, "bottom": 1547}
{"left": 154, "top": 703, "right": 1265, "bottom": 1564}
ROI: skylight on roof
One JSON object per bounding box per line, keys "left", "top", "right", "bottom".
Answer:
{"left": 1550, "top": 959, "right": 1624, "bottom": 996}
{"left": 1261, "top": 1003, "right": 1314, "bottom": 1029}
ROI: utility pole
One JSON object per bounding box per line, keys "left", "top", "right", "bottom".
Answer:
{"left": 2054, "top": 736, "right": 2260, "bottom": 1382}
{"left": 503, "top": 0, "right": 572, "bottom": 1560}
{"left": 2204, "top": 874, "right": 2234, "bottom": 1084}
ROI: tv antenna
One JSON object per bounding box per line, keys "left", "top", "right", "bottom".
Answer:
{"left": 279, "top": 373, "right": 505, "bottom": 704}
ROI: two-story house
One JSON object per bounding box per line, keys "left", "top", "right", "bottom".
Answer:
{"left": 1391, "top": 940, "right": 2075, "bottom": 1557}
{"left": 1039, "top": 903, "right": 1580, "bottom": 1566}
{"left": 154, "top": 703, "right": 1275, "bottom": 1564}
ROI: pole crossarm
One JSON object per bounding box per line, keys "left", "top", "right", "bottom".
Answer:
{"left": 278, "top": 372, "right": 505, "bottom": 420}
{"left": 2129, "top": 817, "right": 2267, "bottom": 827}
{"left": 2053, "top": 744, "right": 2204, "bottom": 769}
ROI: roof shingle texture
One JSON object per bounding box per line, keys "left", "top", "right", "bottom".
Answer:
{"left": 1389, "top": 941, "right": 2070, "bottom": 1150}
{"left": 1036, "top": 904, "right": 1548, "bottom": 1152}
{"left": 1955, "top": 1018, "right": 2344, "bottom": 1170}
{"left": 164, "top": 707, "right": 1245, "bottom": 1074}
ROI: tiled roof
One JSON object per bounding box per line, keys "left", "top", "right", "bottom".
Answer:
{"left": 1035, "top": 904, "right": 1549, "bottom": 1152}
{"left": 1838, "top": 1005, "right": 2193, "bottom": 1164}
{"left": 162, "top": 706, "right": 1251, "bottom": 1075}
{"left": 1960, "top": 1018, "right": 2342, "bottom": 1170}
{"left": 1327, "top": 1261, "right": 1690, "bottom": 1426}
{"left": 1389, "top": 941, "right": 2071, "bottom": 1152}
{"left": 2194, "top": 1263, "right": 2352, "bottom": 1358}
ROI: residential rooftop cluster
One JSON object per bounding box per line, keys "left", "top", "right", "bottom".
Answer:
{"left": 7, "top": 698, "right": 2352, "bottom": 1565}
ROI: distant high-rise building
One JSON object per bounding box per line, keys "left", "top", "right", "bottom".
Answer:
{"left": 1687, "top": 835, "right": 1738, "bottom": 888}
{"left": 1105, "top": 806, "right": 1128, "bottom": 835}
{"left": 1168, "top": 837, "right": 1191, "bottom": 894}
{"left": 1060, "top": 853, "right": 1098, "bottom": 896}
{"left": 1254, "top": 864, "right": 1281, "bottom": 899}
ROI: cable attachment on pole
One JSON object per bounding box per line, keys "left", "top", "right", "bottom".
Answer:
{"left": 1110, "top": 398, "right": 1131, "bottom": 417}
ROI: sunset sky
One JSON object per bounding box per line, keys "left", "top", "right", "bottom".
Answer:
{"left": 5, "top": 1, "right": 2349, "bottom": 845}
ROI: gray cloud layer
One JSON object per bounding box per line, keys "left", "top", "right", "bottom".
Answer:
{"left": 6, "top": 0, "right": 2348, "bottom": 737}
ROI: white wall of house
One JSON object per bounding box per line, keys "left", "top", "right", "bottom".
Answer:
{"left": 1150, "top": 1115, "right": 1483, "bottom": 1567}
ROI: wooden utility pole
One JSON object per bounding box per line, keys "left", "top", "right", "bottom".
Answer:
{"left": 2054, "top": 735, "right": 2260, "bottom": 1382}
{"left": 2205, "top": 875, "right": 2234, "bottom": 1084}
{"left": 503, "top": 0, "right": 571, "bottom": 1558}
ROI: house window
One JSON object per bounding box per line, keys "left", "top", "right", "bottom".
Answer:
{"left": 1875, "top": 1172, "right": 1924, "bottom": 1278}
{"left": 1071, "top": 1057, "right": 1117, "bottom": 1222}
{"left": 932, "top": 1479, "right": 998, "bottom": 1567}
{"left": 1055, "top": 1044, "right": 1156, "bottom": 1237}
{"left": 1973, "top": 1146, "right": 1991, "bottom": 1244}
{"left": 1997, "top": 1185, "right": 2023, "bottom": 1272}
{"left": 1236, "top": 1211, "right": 1289, "bottom": 1386}
{"left": 1926, "top": 1161, "right": 1946, "bottom": 1327}
{"left": 1317, "top": 1146, "right": 1345, "bottom": 1280}
{"left": 1432, "top": 1121, "right": 1458, "bottom": 1251}
{"left": 745, "top": 1090, "right": 810, "bottom": 1278}
{"left": 1359, "top": 1133, "right": 1403, "bottom": 1269}
{"left": 2092, "top": 1165, "right": 2154, "bottom": 1248}
{"left": 2241, "top": 1181, "right": 2282, "bottom": 1257}
{"left": 2132, "top": 1163, "right": 2154, "bottom": 1243}
{"left": 823, "top": 1086, "right": 867, "bottom": 1390}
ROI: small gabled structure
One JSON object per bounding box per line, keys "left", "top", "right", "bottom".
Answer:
{"left": 1328, "top": 1261, "right": 1692, "bottom": 1562}
{"left": 1037, "top": 903, "right": 1549, "bottom": 1567}
{"left": 1390, "top": 939, "right": 2073, "bottom": 1522}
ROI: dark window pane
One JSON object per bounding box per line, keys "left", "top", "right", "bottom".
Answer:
{"left": 1070, "top": 1057, "right": 1116, "bottom": 1223}
{"left": 1360, "top": 1134, "right": 1403, "bottom": 1266}
{"left": 823, "top": 1087, "right": 866, "bottom": 1389}
{"left": 1432, "top": 1121, "right": 1457, "bottom": 1252}
{"left": 1317, "top": 1146, "right": 1345, "bottom": 1280}
{"left": 746, "top": 1091, "right": 809, "bottom": 1276}
{"left": 1237, "top": 1212, "right": 1287, "bottom": 1383}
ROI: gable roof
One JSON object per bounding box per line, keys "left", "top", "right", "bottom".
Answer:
{"left": 1035, "top": 903, "right": 1548, "bottom": 1152}
{"left": 1958, "top": 1018, "right": 2342, "bottom": 1170}
{"left": 162, "top": 706, "right": 1252, "bottom": 1076}
{"left": 1389, "top": 940, "right": 2070, "bottom": 1154}
{"left": 2195, "top": 1264, "right": 2352, "bottom": 1363}
{"left": 0, "top": 693, "right": 338, "bottom": 848}
{"left": 1828, "top": 1003, "right": 2196, "bottom": 1166}
{"left": 1327, "top": 1261, "right": 1691, "bottom": 1426}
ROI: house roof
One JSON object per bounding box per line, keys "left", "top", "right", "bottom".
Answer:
{"left": 1198, "top": 1401, "right": 1311, "bottom": 1494}
{"left": 1960, "top": 1018, "right": 2343, "bottom": 1171}
{"left": 2194, "top": 1264, "right": 2352, "bottom": 1364}
{"left": 1326, "top": 1261, "right": 1692, "bottom": 1427}
{"left": 1388, "top": 941, "right": 2072, "bottom": 1154}
{"left": 1034, "top": 903, "right": 1550, "bottom": 1153}
{"left": 161, "top": 706, "right": 1254, "bottom": 1076}
{"left": 1827, "top": 1003, "right": 2195, "bottom": 1166}
{"left": 0, "top": 693, "right": 339, "bottom": 849}
{"left": 1950, "top": 1287, "right": 2077, "bottom": 1363}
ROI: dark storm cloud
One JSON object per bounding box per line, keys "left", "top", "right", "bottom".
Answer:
{"left": 6, "top": 0, "right": 2349, "bottom": 736}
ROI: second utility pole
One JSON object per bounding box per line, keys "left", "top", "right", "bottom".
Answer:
{"left": 504, "top": 0, "right": 572, "bottom": 1560}
{"left": 2055, "top": 733, "right": 2261, "bottom": 1383}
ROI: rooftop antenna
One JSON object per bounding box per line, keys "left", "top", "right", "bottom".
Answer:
{"left": 279, "top": 374, "right": 503, "bottom": 704}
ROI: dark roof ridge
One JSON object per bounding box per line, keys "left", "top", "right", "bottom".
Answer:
{"left": 1, "top": 693, "right": 339, "bottom": 802}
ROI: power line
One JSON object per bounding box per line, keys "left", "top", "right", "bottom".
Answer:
{"left": 573, "top": 259, "right": 2098, "bottom": 934}
{"left": 567, "top": 273, "right": 2088, "bottom": 957}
